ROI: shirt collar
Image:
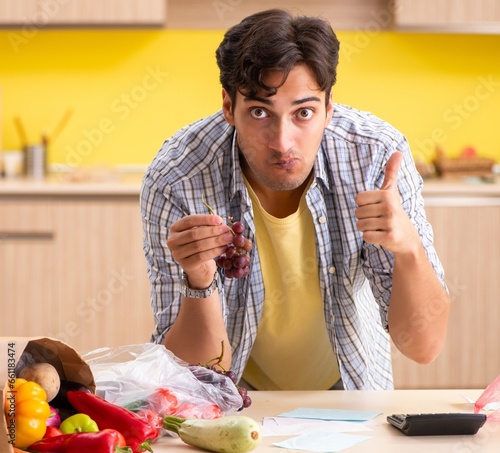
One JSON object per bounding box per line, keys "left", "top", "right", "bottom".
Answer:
{"left": 229, "top": 130, "right": 249, "bottom": 202}
{"left": 313, "top": 140, "right": 334, "bottom": 193}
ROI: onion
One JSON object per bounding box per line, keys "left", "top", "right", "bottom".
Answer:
{"left": 46, "top": 406, "right": 61, "bottom": 427}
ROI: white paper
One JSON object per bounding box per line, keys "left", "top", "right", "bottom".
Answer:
{"left": 273, "top": 430, "right": 372, "bottom": 452}
{"left": 278, "top": 407, "right": 380, "bottom": 421}
{"left": 262, "top": 416, "right": 373, "bottom": 437}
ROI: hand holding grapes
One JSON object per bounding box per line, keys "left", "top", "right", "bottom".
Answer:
{"left": 167, "top": 195, "right": 253, "bottom": 286}
{"left": 167, "top": 213, "right": 233, "bottom": 288}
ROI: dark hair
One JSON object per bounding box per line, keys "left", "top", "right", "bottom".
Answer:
{"left": 215, "top": 9, "right": 340, "bottom": 105}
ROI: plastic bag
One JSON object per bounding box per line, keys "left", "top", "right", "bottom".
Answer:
{"left": 474, "top": 373, "right": 500, "bottom": 422}
{"left": 82, "top": 343, "right": 242, "bottom": 420}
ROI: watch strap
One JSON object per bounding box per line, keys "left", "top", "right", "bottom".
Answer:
{"left": 180, "top": 271, "right": 221, "bottom": 299}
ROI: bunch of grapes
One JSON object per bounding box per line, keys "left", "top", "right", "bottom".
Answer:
{"left": 202, "top": 196, "right": 252, "bottom": 279}
{"left": 221, "top": 369, "right": 252, "bottom": 410}
{"left": 190, "top": 342, "right": 252, "bottom": 411}
{"left": 216, "top": 221, "right": 253, "bottom": 279}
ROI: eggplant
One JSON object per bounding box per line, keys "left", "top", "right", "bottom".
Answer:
{"left": 50, "top": 379, "right": 92, "bottom": 409}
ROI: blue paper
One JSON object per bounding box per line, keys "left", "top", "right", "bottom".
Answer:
{"left": 278, "top": 407, "right": 380, "bottom": 422}
{"left": 273, "top": 430, "right": 372, "bottom": 452}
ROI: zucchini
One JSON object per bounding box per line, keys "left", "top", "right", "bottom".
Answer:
{"left": 164, "top": 415, "right": 261, "bottom": 453}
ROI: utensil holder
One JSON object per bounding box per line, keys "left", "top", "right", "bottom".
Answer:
{"left": 25, "top": 144, "right": 47, "bottom": 179}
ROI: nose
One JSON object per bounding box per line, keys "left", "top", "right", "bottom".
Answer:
{"left": 267, "top": 118, "right": 295, "bottom": 153}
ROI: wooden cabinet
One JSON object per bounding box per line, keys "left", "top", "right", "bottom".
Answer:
{"left": 0, "top": 194, "right": 154, "bottom": 353}
{"left": 392, "top": 200, "right": 500, "bottom": 389}
{"left": 166, "top": 0, "right": 393, "bottom": 30}
{"left": 395, "top": 0, "right": 500, "bottom": 33}
{"left": 0, "top": 0, "right": 166, "bottom": 26}
{"left": 3, "top": 0, "right": 500, "bottom": 32}
{"left": 0, "top": 0, "right": 394, "bottom": 30}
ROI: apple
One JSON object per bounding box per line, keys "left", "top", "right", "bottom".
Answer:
{"left": 461, "top": 146, "right": 477, "bottom": 158}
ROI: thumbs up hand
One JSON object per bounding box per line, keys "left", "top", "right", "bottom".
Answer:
{"left": 381, "top": 150, "right": 403, "bottom": 191}
{"left": 355, "top": 151, "right": 419, "bottom": 254}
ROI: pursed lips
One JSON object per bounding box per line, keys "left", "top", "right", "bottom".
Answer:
{"left": 272, "top": 155, "right": 300, "bottom": 170}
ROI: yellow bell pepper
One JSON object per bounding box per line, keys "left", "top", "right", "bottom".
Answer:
{"left": 4, "top": 378, "right": 51, "bottom": 448}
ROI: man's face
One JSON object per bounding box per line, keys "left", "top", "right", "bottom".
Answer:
{"left": 222, "top": 64, "right": 333, "bottom": 192}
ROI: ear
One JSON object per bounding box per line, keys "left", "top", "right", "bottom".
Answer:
{"left": 325, "top": 92, "right": 334, "bottom": 125}
{"left": 222, "top": 89, "right": 235, "bottom": 126}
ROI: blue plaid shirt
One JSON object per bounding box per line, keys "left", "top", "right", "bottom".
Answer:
{"left": 140, "top": 103, "right": 445, "bottom": 390}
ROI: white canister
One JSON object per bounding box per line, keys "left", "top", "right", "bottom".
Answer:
{"left": 2, "top": 150, "right": 25, "bottom": 178}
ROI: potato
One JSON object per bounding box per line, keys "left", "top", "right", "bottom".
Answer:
{"left": 19, "top": 362, "right": 61, "bottom": 402}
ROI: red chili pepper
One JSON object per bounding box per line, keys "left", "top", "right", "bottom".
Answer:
{"left": 28, "top": 429, "right": 131, "bottom": 453}
{"left": 67, "top": 391, "right": 158, "bottom": 453}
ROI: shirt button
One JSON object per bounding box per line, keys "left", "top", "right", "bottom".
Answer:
{"left": 329, "top": 267, "right": 336, "bottom": 274}
{"left": 319, "top": 216, "right": 327, "bottom": 224}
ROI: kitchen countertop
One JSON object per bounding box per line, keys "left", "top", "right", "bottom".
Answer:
{"left": 2, "top": 174, "right": 500, "bottom": 199}
{"left": 421, "top": 177, "right": 500, "bottom": 206}
{"left": 0, "top": 172, "right": 145, "bottom": 196}
{"left": 422, "top": 177, "right": 500, "bottom": 196}
{"left": 151, "top": 389, "right": 498, "bottom": 453}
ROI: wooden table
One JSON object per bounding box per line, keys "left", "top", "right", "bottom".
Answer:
{"left": 151, "top": 389, "right": 499, "bottom": 452}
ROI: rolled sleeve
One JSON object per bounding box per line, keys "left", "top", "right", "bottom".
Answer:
{"left": 140, "top": 173, "right": 184, "bottom": 344}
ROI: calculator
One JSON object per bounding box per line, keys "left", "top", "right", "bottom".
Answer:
{"left": 387, "top": 413, "right": 487, "bottom": 436}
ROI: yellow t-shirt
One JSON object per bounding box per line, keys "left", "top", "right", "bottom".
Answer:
{"left": 242, "top": 180, "right": 340, "bottom": 390}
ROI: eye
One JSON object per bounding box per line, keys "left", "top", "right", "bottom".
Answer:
{"left": 249, "top": 107, "right": 269, "bottom": 119}
{"left": 296, "top": 108, "right": 314, "bottom": 120}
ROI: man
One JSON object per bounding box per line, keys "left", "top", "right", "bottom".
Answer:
{"left": 140, "top": 9, "right": 450, "bottom": 390}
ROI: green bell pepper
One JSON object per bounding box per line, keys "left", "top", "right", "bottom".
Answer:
{"left": 59, "top": 413, "right": 99, "bottom": 434}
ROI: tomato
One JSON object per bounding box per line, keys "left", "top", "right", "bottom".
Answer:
{"left": 175, "top": 401, "right": 223, "bottom": 419}
{"left": 136, "top": 408, "right": 163, "bottom": 433}
{"left": 147, "top": 388, "right": 180, "bottom": 417}
{"left": 202, "top": 404, "right": 223, "bottom": 419}
{"left": 43, "top": 426, "right": 64, "bottom": 438}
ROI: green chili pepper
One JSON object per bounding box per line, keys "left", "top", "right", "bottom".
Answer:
{"left": 60, "top": 413, "right": 99, "bottom": 434}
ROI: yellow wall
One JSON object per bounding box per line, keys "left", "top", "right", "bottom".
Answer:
{"left": 1, "top": 29, "right": 500, "bottom": 167}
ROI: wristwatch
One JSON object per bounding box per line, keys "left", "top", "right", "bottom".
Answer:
{"left": 180, "top": 271, "right": 221, "bottom": 299}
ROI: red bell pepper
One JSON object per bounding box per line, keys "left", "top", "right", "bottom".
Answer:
{"left": 67, "top": 391, "right": 158, "bottom": 453}
{"left": 28, "top": 429, "right": 131, "bottom": 453}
